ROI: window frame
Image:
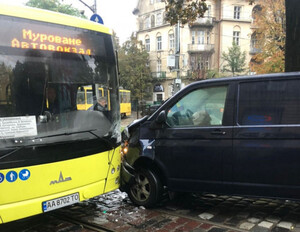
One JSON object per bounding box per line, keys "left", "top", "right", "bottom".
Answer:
{"left": 166, "top": 85, "right": 229, "bottom": 128}
{"left": 234, "top": 6, "right": 241, "bottom": 19}
{"left": 145, "top": 37, "right": 150, "bottom": 52}
{"left": 156, "top": 12, "right": 162, "bottom": 26}
{"left": 157, "top": 35, "right": 162, "bottom": 51}
{"left": 169, "top": 33, "right": 175, "bottom": 49}
{"left": 233, "top": 31, "right": 240, "bottom": 45}
{"left": 237, "top": 79, "right": 300, "bottom": 126}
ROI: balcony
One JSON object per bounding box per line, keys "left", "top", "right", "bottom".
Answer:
{"left": 187, "top": 44, "right": 214, "bottom": 53}
{"left": 151, "top": 72, "right": 166, "bottom": 79}
{"left": 190, "top": 17, "right": 214, "bottom": 27}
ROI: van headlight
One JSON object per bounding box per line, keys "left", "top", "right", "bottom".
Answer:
{"left": 121, "top": 141, "right": 129, "bottom": 156}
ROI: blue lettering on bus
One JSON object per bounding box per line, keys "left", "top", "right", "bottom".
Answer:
{"left": 6, "top": 171, "right": 18, "bottom": 182}
{"left": 0, "top": 173, "right": 4, "bottom": 183}
{"left": 19, "top": 169, "right": 31, "bottom": 181}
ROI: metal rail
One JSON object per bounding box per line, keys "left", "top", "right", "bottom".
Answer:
{"left": 50, "top": 211, "right": 116, "bottom": 232}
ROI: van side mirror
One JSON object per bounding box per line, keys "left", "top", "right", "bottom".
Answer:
{"left": 156, "top": 110, "right": 167, "bottom": 124}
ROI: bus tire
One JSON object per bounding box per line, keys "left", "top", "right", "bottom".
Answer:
{"left": 128, "top": 168, "right": 162, "bottom": 207}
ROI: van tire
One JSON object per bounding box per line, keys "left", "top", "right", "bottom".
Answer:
{"left": 128, "top": 168, "right": 162, "bottom": 207}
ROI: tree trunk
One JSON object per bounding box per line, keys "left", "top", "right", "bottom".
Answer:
{"left": 285, "top": 0, "right": 300, "bottom": 72}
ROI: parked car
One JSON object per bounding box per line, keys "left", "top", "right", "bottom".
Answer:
{"left": 140, "top": 103, "right": 162, "bottom": 116}
{"left": 120, "top": 72, "right": 300, "bottom": 207}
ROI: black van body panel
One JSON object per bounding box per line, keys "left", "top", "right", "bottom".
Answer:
{"left": 121, "top": 72, "right": 300, "bottom": 201}
{"left": 231, "top": 75, "right": 300, "bottom": 199}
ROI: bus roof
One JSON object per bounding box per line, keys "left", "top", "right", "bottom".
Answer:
{"left": 0, "top": 3, "right": 112, "bottom": 35}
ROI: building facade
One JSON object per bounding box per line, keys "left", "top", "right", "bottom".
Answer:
{"left": 133, "top": 0, "right": 259, "bottom": 102}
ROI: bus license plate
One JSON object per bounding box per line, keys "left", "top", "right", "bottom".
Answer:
{"left": 42, "top": 192, "right": 80, "bottom": 212}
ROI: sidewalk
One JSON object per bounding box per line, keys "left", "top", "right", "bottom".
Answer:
{"left": 121, "top": 111, "right": 140, "bottom": 128}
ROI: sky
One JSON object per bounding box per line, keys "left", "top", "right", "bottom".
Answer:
{"left": 0, "top": 0, "right": 138, "bottom": 44}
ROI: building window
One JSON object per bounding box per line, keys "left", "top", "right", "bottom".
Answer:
{"left": 157, "top": 59, "right": 161, "bottom": 72}
{"left": 163, "top": 12, "right": 167, "bottom": 24}
{"left": 197, "top": 30, "right": 205, "bottom": 44}
{"left": 207, "top": 32, "right": 210, "bottom": 44}
{"left": 151, "top": 15, "right": 155, "bottom": 27}
{"left": 251, "top": 33, "right": 257, "bottom": 49}
{"left": 157, "top": 36, "right": 162, "bottom": 51}
{"left": 192, "top": 31, "right": 196, "bottom": 45}
{"left": 145, "top": 38, "right": 150, "bottom": 52}
{"left": 156, "top": 13, "right": 162, "bottom": 26}
{"left": 145, "top": 16, "right": 150, "bottom": 29}
{"left": 233, "top": 31, "right": 240, "bottom": 45}
{"left": 206, "top": 5, "right": 211, "bottom": 17}
{"left": 234, "top": 6, "right": 241, "bottom": 19}
{"left": 169, "top": 34, "right": 174, "bottom": 49}
{"left": 139, "top": 20, "right": 143, "bottom": 30}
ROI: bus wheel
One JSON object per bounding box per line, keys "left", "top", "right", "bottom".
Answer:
{"left": 128, "top": 168, "right": 162, "bottom": 207}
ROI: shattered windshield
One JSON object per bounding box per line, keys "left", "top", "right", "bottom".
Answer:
{"left": 0, "top": 15, "right": 120, "bottom": 151}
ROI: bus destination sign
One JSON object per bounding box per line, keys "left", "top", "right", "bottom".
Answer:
{"left": 11, "top": 29, "right": 92, "bottom": 55}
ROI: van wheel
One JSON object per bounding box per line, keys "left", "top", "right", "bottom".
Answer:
{"left": 128, "top": 168, "right": 162, "bottom": 207}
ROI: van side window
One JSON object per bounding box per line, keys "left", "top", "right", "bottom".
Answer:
{"left": 238, "top": 79, "right": 300, "bottom": 125}
{"left": 166, "top": 86, "right": 228, "bottom": 127}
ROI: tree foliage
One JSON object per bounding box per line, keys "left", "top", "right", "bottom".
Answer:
{"left": 285, "top": 0, "right": 300, "bottom": 72}
{"left": 25, "top": 0, "right": 86, "bottom": 18}
{"left": 164, "top": 0, "right": 207, "bottom": 25}
{"left": 222, "top": 43, "right": 246, "bottom": 76}
{"left": 118, "top": 35, "right": 152, "bottom": 102}
{"left": 251, "top": 0, "right": 285, "bottom": 74}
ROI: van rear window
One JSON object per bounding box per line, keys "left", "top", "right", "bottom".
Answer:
{"left": 238, "top": 79, "right": 300, "bottom": 125}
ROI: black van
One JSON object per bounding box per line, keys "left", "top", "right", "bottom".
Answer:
{"left": 121, "top": 72, "right": 300, "bottom": 207}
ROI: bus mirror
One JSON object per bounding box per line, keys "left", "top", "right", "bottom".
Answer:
{"left": 156, "top": 110, "right": 166, "bottom": 124}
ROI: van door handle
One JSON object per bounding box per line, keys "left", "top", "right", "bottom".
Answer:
{"left": 211, "top": 130, "right": 226, "bottom": 135}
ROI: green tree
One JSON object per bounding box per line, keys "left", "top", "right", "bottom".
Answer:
{"left": 164, "top": 0, "right": 207, "bottom": 26}
{"left": 222, "top": 43, "right": 246, "bottom": 76}
{"left": 118, "top": 35, "right": 152, "bottom": 103}
{"left": 251, "top": 0, "right": 285, "bottom": 74}
{"left": 25, "top": 0, "right": 86, "bottom": 18}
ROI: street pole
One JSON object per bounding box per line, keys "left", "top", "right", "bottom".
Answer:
{"left": 174, "top": 22, "right": 181, "bottom": 94}
{"left": 94, "top": 0, "right": 97, "bottom": 13}
{"left": 78, "top": 0, "right": 97, "bottom": 13}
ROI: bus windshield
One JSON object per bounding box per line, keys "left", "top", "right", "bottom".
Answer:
{"left": 0, "top": 15, "right": 120, "bottom": 155}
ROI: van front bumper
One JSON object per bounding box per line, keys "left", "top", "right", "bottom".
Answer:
{"left": 120, "top": 159, "right": 135, "bottom": 192}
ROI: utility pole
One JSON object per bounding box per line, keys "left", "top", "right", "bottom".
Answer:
{"left": 174, "top": 22, "right": 181, "bottom": 94}
{"left": 78, "top": 0, "right": 97, "bottom": 13}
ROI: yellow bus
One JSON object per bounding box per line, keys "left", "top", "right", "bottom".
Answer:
{"left": 77, "top": 86, "right": 110, "bottom": 111}
{"left": 77, "top": 87, "right": 131, "bottom": 118}
{"left": 0, "top": 4, "right": 121, "bottom": 223}
{"left": 119, "top": 89, "right": 131, "bottom": 118}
